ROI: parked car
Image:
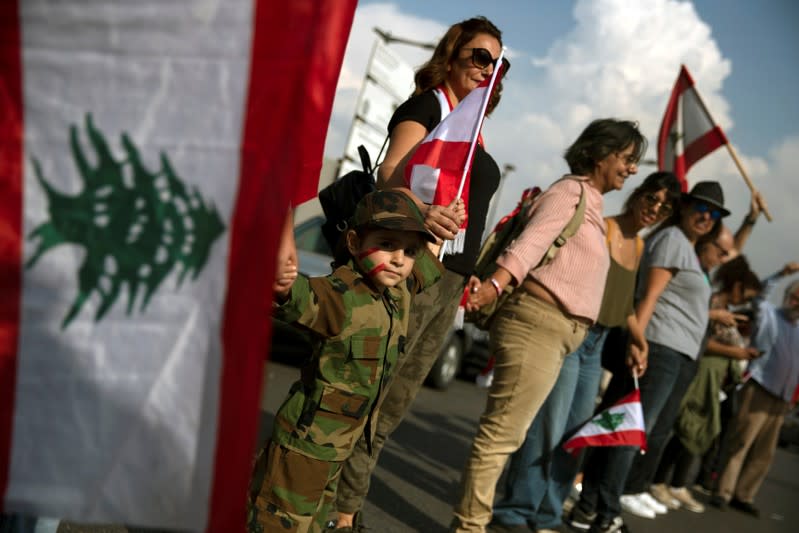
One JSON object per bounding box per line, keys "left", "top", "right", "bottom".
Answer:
{"left": 269, "top": 215, "right": 489, "bottom": 389}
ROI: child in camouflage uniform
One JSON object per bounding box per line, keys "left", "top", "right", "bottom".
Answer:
{"left": 248, "top": 190, "right": 442, "bottom": 533}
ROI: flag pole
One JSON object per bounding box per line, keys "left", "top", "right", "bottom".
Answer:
{"left": 687, "top": 81, "right": 773, "bottom": 222}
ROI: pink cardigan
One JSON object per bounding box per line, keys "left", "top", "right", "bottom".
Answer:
{"left": 496, "top": 176, "right": 610, "bottom": 321}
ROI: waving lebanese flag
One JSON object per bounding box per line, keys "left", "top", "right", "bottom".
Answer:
{"left": 405, "top": 50, "right": 505, "bottom": 256}
{"left": 0, "top": 1, "right": 355, "bottom": 531}
{"left": 563, "top": 389, "right": 647, "bottom": 455}
{"left": 657, "top": 65, "right": 729, "bottom": 192}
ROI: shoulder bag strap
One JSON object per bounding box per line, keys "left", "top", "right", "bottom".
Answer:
{"left": 539, "top": 180, "right": 586, "bottom": 266}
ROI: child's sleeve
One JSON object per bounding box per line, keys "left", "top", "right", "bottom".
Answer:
{"left": 410, "top": 247, "right": 445, "bottom": 294}
{"left": 273, "top": 275, "right": 347, "bottom": 338}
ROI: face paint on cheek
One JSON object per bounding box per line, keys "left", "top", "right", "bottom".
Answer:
{"left": 357, "top": 247, "right": 386, "bottom": 276}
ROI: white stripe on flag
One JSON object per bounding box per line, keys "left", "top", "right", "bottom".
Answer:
{"left": 573, "top": 401, "right": 645, "bottom": 440}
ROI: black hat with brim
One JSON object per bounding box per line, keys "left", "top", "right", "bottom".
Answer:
{"left": 682, "top": 180, "right": 731, "bottom": 217}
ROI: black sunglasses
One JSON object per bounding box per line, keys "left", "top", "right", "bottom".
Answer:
{"left": 463, "top": 47, "right": 511, "bottom": 76}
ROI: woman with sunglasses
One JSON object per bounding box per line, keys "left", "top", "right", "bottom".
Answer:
{"left": 570, "top": 181, "right": 731, "bottom": 532}
{"left": 488, "top": 172, "right": 680, "bottom": 533}
{"left": 329, "top": 17, "right": 509, "bottom": 532}
{"left": 453, "top": 118, "right": 647, "bottom": 533}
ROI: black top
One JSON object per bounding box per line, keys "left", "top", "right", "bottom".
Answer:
{"left": 388, "top": 90, "right": 501, "bottom": 276}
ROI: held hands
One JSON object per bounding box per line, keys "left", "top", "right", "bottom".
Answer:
{"left": 466, "top": 276, "right": 498, "bottom": 312}
{"left": 734, "top": 347, "right": 763, "bottom": 360}
{"left": 423, "top": 197, "right": 466, "bottom": 244}
{"left": 273, "top": 256, "right": 298, "bottom": 302}
{"left": 710, "top": 309, "right": 750, "bottom": 328}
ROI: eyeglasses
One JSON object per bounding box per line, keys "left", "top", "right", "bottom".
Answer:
{"left": 463, "top": 48, "right": 511, "bottom": 76}
{"left": 616, "top": 152, "right": 639, "bottom": 167}
{"left": 642, "top": 193, "right": 673, "bottom": 217}
{"left": 693, "top": 202, "right": 722, "bottom": 220}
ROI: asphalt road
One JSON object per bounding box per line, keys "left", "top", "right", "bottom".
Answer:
{"left": 261, "top": 361, "right": 799, "bottom": 533}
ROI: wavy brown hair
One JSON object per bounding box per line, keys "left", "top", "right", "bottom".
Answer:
{"left": 413, "top": 16, "right": 504, "bottom": 115}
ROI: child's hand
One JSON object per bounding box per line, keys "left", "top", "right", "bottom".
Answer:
{"left": 273, "top": 257, "right": 298, "bottom": 301}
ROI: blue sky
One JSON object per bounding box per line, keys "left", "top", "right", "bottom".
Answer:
{"left": 324, "top": 0, "right": 799, "bottom": 276}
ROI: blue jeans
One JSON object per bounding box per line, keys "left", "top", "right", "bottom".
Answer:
{"left": 492, "top": 325, "right": 607, "bottom": 529}
{"left": 577, "top": 341, "right": 697, "bottom": 521}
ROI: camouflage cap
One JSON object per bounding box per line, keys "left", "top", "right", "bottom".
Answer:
{"left": 351, "top": 190, "right": 436, "bottom": 243}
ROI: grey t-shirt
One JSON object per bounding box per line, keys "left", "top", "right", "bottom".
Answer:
{"left": 636, "top": 226, "right": 711, "bottom": 359}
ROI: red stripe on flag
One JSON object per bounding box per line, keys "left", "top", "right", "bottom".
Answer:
{"left": 207, "top": 1, "right": 355, "bottom": 531}
{"left": 683, "top": 126, "right": 728, "bottom": 170}
{"left": 563, "top": 429, "right": 647, "bottom": 454}
{"left": 0, "top": 0, "right": 22, "bottom": 504}
{"left": 657, "top": 65, "right": 693, "bottom": 191}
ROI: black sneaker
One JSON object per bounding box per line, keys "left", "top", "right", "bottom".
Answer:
{"left": 708, "top": 494, "right": 728, "bottom": 510}
{"left": 566, "top": 505, "right": 598, "bottom": 531}
{"left": 729, "top": 498, "right": 760, "bottom": 518}
{"left": 588, "top": 516, "right": 628, "bottom": 533}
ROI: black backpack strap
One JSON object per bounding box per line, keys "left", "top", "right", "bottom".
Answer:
{"left": 357, "top": 145, "right": 373, "bottom": 175}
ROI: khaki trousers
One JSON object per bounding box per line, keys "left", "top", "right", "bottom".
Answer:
{"left": 452, "top": 291, "right": 588, "bottom": 533}
{"left": 717, "top": 380, "right": 789, "bottom": 504}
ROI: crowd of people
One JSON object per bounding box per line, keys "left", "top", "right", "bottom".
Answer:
{"left": 253, "top": 15, "right": 798, "bottom": 533}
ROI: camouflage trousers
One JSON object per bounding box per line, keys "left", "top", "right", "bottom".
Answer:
{"left": 335, "top": 269, "right": 466, "bottom": 513}
{"left": 248, "top": 440, "right": 342, "bottom": 533}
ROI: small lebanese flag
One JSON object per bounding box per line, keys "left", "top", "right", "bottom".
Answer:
{"left": 657, "top": 64, "right": 729, "bottom": 192}
{"left": 405, "top": 53, "right": 505, "bottom": 255}
{"left": 563, "top": 389, "right": 647, "bottom": 455}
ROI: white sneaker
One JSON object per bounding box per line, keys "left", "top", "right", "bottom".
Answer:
{"left": 620, "top": 494, "right": 656, "bottom": 519}
{"left": 639, "top": 491, "right": 668, "bottom": 514}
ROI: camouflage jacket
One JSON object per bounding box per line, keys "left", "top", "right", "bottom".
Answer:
{"left": 272, "top": 249, "right": 443, "bottom": 461}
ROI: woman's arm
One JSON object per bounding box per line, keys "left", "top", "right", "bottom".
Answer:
{"left": 625, "top": 313, "right": 649, "bottom": 376}
{"left": 635, "top": 266, "right": 675, "bottom": 333}
{"left": 377, "top": 121, "right": 427, "bottom": 189}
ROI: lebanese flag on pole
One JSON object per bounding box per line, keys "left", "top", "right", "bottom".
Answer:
{"left": 0, "top": 1, "right": 355, "bottom": 531}
{"left": 563, "top": 389, "right": 647, "bottom": 455}
{"left": 657, "top": 64, "right": 729, "bottom": 192}
{"left": 405, "top": 56, "right": 505, "bottom": 255}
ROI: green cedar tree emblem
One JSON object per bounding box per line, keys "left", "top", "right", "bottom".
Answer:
{"left": 593, "top": 410, "right": 626, "bottom": 432}
{"left": 27, "top": 114, "right": 226, "bottom": 328}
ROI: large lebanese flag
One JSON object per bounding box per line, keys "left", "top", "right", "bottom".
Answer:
{"left": 657, "top": 64, "right": 729, "bottom": 192}
{"left": 0, "top": 1, "right": 355, "bottom": 531}
{"left": 405, "top": 58, "right": 505, "bottom": 255}
{"left": 563, "top": 389, "right": 647, "bottom": 455}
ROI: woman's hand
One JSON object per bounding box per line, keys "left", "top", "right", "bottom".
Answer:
{"left": 626, "top": 338, "right": 648, "bottom": 377}
{"left": 423, "top": 200, "right": 465, "bottom": 244}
